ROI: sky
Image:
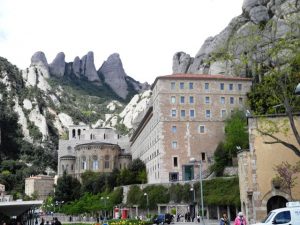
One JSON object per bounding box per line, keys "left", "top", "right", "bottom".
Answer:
{"left": 0, "top": 0, "right": 244, "bottom": 83}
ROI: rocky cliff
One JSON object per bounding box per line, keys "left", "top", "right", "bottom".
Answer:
{"left": 173, "top": 0, "right": 300, "bottom": 76}
{"left": 25, "top": 51, "right": 149, "bottom": 99}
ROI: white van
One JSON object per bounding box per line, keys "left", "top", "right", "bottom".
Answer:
{"left": 252, "top": 202, "right": 300, "bottom": 225}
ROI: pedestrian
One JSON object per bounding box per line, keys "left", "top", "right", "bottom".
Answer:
{"left": 53, "top": 218, "right": 61, "bottom": 225}
{"left": 220, "top": 212, "right": 230, "bottom": 225}
{"left": 234, "top": 212, "right": 246, "bottom": 225}
{"left": 197, "top": 215, "right": 200, "bottom": 223}
{"left": 40, "top": 218, "right": 44, "bottom": 225}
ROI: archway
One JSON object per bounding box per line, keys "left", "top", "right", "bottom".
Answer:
{"left": 266, "top": 196, "right": 288, "bottom": 213}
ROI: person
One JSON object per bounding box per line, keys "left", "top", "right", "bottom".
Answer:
{"left": 53, "top": 218, "right": 61, "bottom": 225}
{"left": 234, "top": 212, "right": 246, "bottom": 225}
{"left": 197, "top": 215, "right": 200, "bottom": 223}
{"left": 40, "top": 218, "right": 44, "bottom": 225}
{"left": 220, "top": 213, "right": 230, "bottom": 225}
{"left": 94, "top": 218, "right": 100, "bottom": 225}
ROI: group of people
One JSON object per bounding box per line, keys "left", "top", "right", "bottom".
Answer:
{"left": 39, "top": 217, "right": 61, "bottom": 225}
{"left": 220, "top": 212, "right": 247, "bottom": 225}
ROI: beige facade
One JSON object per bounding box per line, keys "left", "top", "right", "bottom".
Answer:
{"left": 25, "top": 175, "right": 54, "bottom": 200}
{"left": 238, "top": 116, "right": 300, "bottom": 224}
{"left": 131, "top": 74, "right": 252, "bottom": 183}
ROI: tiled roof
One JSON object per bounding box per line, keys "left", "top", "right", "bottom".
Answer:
{"left": 151, "top": 74, "right": 252, "bottom": 89}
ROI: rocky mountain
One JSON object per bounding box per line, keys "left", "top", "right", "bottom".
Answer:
{"left": 27, "top": 51, "right": 149, "bottom": 99}
{"left": 173, "top": 0, "right": 300, "bottom": 77}
{"left": 0, "top": 52, "right": 151, "bottom": 173}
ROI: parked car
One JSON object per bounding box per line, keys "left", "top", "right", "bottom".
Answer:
{"left": 251, "top": 201, "right": 300, "bottom": 225}
{"left": 153, "top": 213, "right": 173, "bottom": 224}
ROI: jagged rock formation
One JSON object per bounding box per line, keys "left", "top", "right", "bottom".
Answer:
{"left": 99, "top": 53, "right": 129, "bottom": 99}
{"left": 49, "top": 52, "right": 65, "bottom": 77}
{"left": 173, "top": 0, "right": 300, "bottom": 76}
{"left": 80, "top": 51, "right": 101, "bottom": 82}
{"left": 23, "top": 51, "right": 149, "bottom": 99}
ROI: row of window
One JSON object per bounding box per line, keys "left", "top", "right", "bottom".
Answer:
{"left": 171, "top": 125, "right": 206, "bottom": 134}
{"left": 171, "top": 108, "right": 235, "bottom": 118}
{"left": 171, "top": 96, "right": 244, "bottom": 105}
{"left": 171, "top": 82, "right": 243, "bottom": 91}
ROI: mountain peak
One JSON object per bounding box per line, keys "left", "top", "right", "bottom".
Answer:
{"left": 49, "top": 52, "right": 65, "bottom": 77}
{"left": 99, "top": 53, "right": 128, "bottom": 99}
{"left": 31, "top": 51, "right": 48, "bottom": 67}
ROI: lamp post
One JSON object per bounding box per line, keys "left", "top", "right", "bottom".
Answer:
{"left": 101, "top": 196, "right": 110, "bottom": 220}
{"left": 190, "top": 157, "right": 204, "bottom": 222}
{"left": 190, "top": 187, "right": 196, "bottom": 203}
{"left": 144, "top": 193, "right": 149, "bottom": 217}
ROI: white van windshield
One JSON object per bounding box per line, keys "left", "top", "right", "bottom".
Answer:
{"left": 262, "top": 212, "right": 275, "bottom": 223}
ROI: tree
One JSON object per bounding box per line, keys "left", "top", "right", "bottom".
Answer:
{"left": 210, "top": 110, "right": 248, "bottom": 176}
{"left": 210, "top": 142, "right": 230, "bottom": 176}
{"left": 224, "top": 110, "right": 249, "bottom": 157}
{"left": 54, "top": 171, "right": 81, "bottom": 203}
{"left": 273, "top": 161, "right": 300, "bottom": 200}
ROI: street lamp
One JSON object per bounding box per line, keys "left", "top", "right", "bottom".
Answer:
{"left": 144, "top": 193, "right": 149, "bottom": 217}
{"left": 190, "top": 157, "right": 204, "bottom": 222}
{"left": 101, "top": 196, "right": 110, "bottom": 219}
{"left": 190, "top": 187, "right": 196, "bottom": 203}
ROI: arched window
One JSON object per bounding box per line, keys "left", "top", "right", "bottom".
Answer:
{"left": 72, "top": 129, "right": 76, "bottom": 138}
{"left": 81, "top": 156, "right": 87, "bottom": 170}
{"left": 104, "top": 155, "right": 110, "bottom": 169}
{"left": 92, "top": 155, "right": 99, "bottom": 170}
{"left": 62, "top": 164, "right": 65, "bottom": 171}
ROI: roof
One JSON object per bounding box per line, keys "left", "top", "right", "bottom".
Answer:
{"left": 0, "top": 200, "right": 43, "bottom": 216}
{"left": 151, "top": 74, "right": 253, "bottom": 89}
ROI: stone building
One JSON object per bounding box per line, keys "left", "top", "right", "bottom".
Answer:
{"left": 58, "top": 125, "right": 131, "bottom": 179}
{"left": 237, "top": 115, "right": 300, "bottom": 224}
{"left": 25, "top": 175, "right": 54, "bottom": 200}
{"left": 130, "top": 74, "right": 252, "bottom": 183}
{"left": 0, "top": 184, "right": 13, "bottom": 202}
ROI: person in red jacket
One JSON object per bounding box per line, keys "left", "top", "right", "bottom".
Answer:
{"left": 234, "top": 212, "right": 246, "bottom": 225}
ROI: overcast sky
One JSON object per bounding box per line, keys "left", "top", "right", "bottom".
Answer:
{"left": 0, "top": 0, "right": 243, "bottom": 83}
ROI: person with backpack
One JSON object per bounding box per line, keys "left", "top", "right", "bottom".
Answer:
{"left": 220, "top": 212, "right": 230, "bottom": 225}
{"left": 234, "top": 212, "right": 246, "bottom": 225}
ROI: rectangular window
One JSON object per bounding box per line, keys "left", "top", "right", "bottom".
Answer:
{"left": 230, "top": 97, "right": 234, "bottom": 104}
{"left": 201, "top": 152, "right": 206, "bottom": 161}
{"left": 221, "top": 109, "right": 226, "bottom": 118}
{"left": 205, "top": 110, "right": 211, "bottom": 118}
{"left": 220, "top": 83, "right": 224, "bottom": 90}
{"left": 172, "top": 141, "right": 177, "bottom": 149}
{"left": 199, "top": 125, "right": 205, "bottom": 133}
{"left": 239, "top": 97, "right": 243, "bottom": 104}
{"left": 171, "top": 82, "right": 176, "bottom": 90}
{"left": 104, "top": 161, "right": 109, "bottom": 169}
{"left": 180, "top": 110, "right": 186, "bottom": 117}
{"left": 180, "top": 96, "right": 185, "bottom": 104}
{"left": 171, "top": 110, "right": 177, "bottom": 117}
{"left": 173, "top": 157, "right": 178, "bottom": 167}
{"left": 189, "top": 96, "right": 194, "bottom": 104}
{"left": 180, "top": 82, "right": 184, "bottom": 89}
{"left": 205, "top": 83, "right": 209, "bottom": 90}
{"left": 205, "top": 96, "right": 210, "bottom": 104}
{"left": 169, "top": 172, "right": 179, "bottom": 182}
{"left": 220, "top": 97, "right": 225, "bottom": 104}
{"left": 189, "top": 82, "right": 194, "bottom": 89}
{"left": 238, "top": 84, "right": 242, "bottom": 90}
{"left": 171, "top": 96, "right": 176, "bottom": 104}
{"left": 190, "top": 109, "right": 195, "bottom": 118}
{"left": 172, "top": 125, "right": 177, "bottom": 133}
{"left": 229, "top": 83, "right": 234, "bottom": 90}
